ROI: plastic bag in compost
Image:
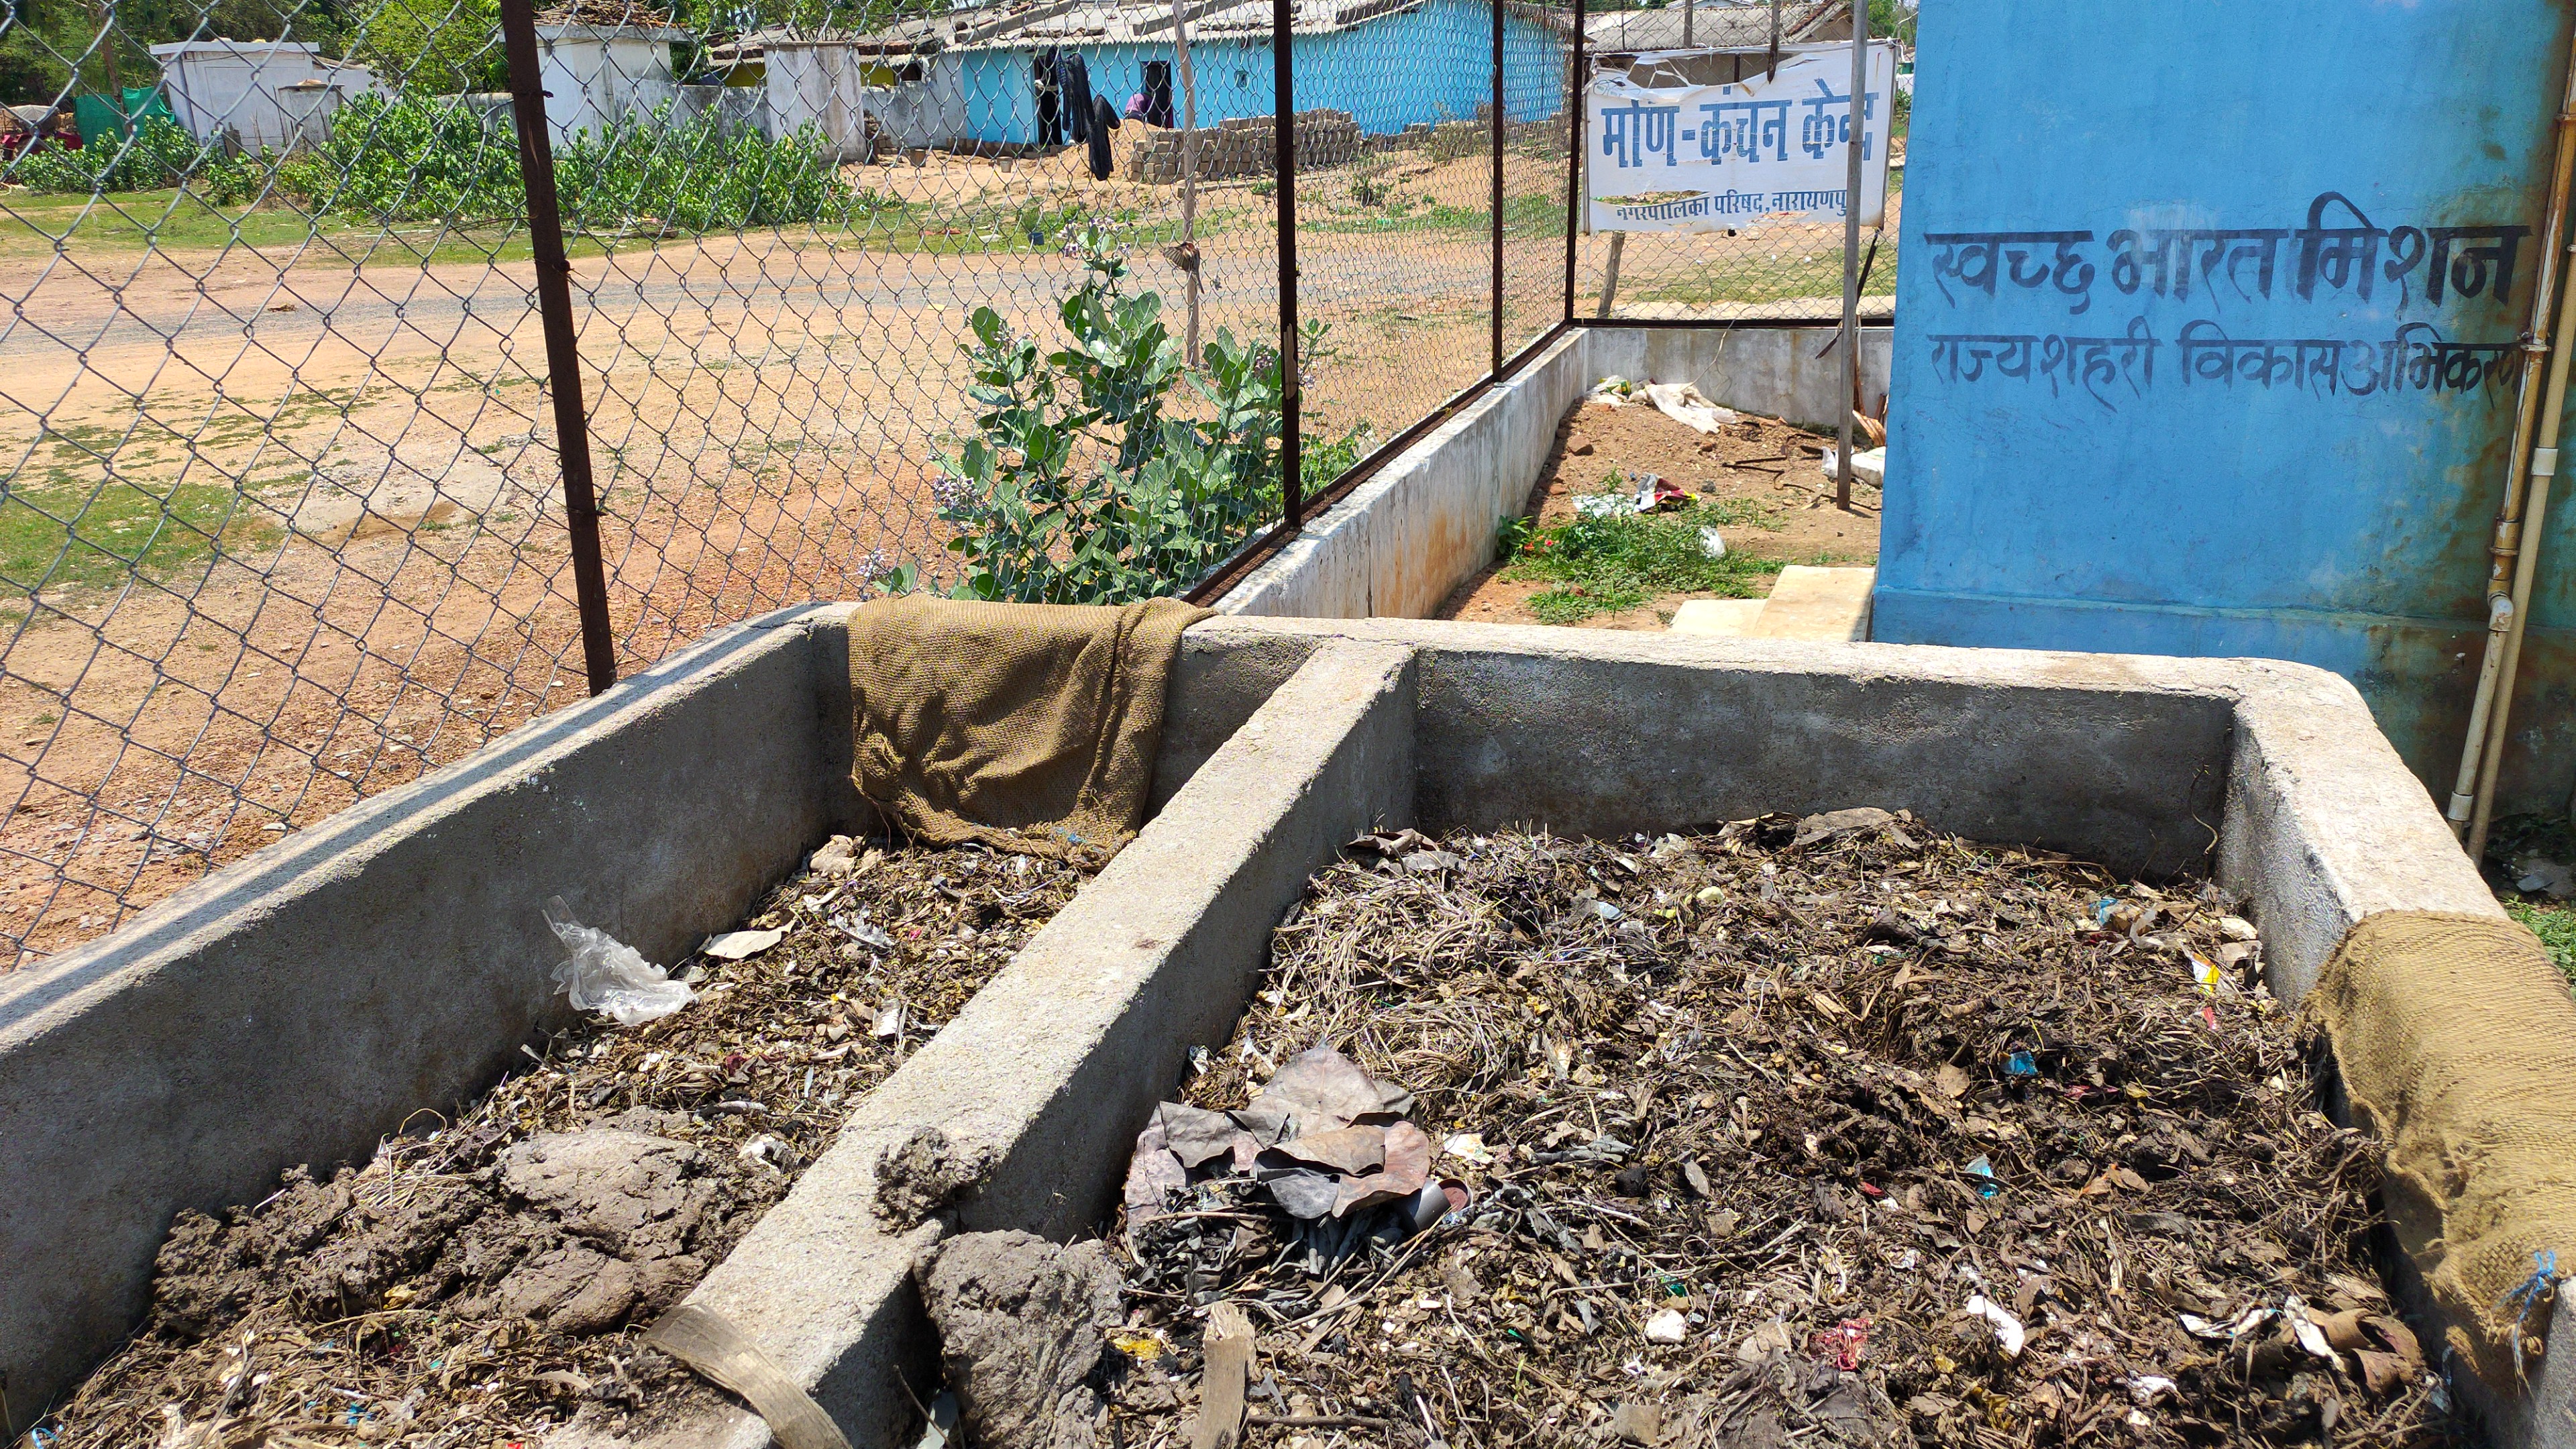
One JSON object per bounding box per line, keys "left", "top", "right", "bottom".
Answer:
{"left": 543, "top": 896, "right": 695, "bottom": 1026}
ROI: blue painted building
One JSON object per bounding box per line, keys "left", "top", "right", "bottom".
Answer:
{"left": 1878, "top": 1, "right": 2576, "bottom": 815}
{"left": 920, "top": 0, "right": 1564, "bottom": 146}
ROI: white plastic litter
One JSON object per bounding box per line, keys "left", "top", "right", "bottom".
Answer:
{"left": 1965, "top": 1295, "right": 2026, "bottom": 1358}
{"left": 1822, "top": 446, "right": 1886, "bottom": 486}
{"left": 701, "top": 926, "right": 786, "bottom": 961}
{"left": 1642, "top": 381, "right": 1739, "bottom": 434}
{"left": 1590, "top": 374, "right": 1639, "bottom": 405}
{"left": 1575, "top": 492, "right": 1640, "bottom": 518}
{"left": 543, "top": 896, "right": 696, "bottom": 1026}
{"left": 1644, "top": 1309, "right": 1689, "bottom": 1344}
{"left": 1699, "top": 527, "right": 1728, "bottom": 559}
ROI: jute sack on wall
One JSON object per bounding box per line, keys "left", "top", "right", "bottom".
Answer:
{"left": 2310, "top": 910, "right": 2576, "bottom": 1387}
{"left": 849, "top": 595, "right": 1209, "bottom": 863}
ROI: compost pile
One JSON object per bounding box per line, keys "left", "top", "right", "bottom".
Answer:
{"left": 1107, "top": 816, "right": 2453, "bottom": 1449}
{"left": 41, "top": 841, "right": 1085, "bottom": 1449}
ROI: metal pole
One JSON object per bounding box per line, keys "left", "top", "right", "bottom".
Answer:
{"left": 1175, "top": 0, "right": 1202, "bottom": 364}
{"left": 1833, "top": 0, "right": 1866, "bottom": 510}
{"left": 499, "top": 0, "right": 618, "bottom": 695}
{"left": 1682, "top": 0, "right": 1693, "bottom": 49}
{"left": 1766, "top": 0, "right": 1782, "bottom": 77}
{"left": 1273, "top": 0, "right": 1301, "bottom": 529}
{"left": 1562, "top": 0, "right": 1585, "bottom": 322}
{"left": 1491, "top": 0, "right": 1505, "bottom": 375}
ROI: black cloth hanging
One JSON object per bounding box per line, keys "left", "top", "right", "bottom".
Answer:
{"left": 1142, "top": 60, "right": 1175, "bottom": 127}
{"left": 1063, "top": 54, "right": 1095, "bottom": 145}
{"left": 1034, "top": 48, "right": 1063, "bottom": 146}
{"left": 1086, "top": 93, "right": 1120, "bottom": 180}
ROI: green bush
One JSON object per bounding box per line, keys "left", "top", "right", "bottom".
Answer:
{"left": 906, "top": 226, "right": 1362, "bottom": 604}
{"left": 276, "top": 90, "right": 872, "bottom": 229}
{"left": 10, "top": 115, "right": 262, "bottom": 201}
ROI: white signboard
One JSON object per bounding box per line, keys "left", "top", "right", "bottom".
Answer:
{"left": 1587, "top": 45, "right": 1896, "bottom": 233}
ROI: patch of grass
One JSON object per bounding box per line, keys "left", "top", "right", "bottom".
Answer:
{"left": 1309, "top": 191, "right": 1565, "bottom": 237}
{"left": 1499, "top": 492, "right": 1783, "bottom": 623}
{"left": 2504, "top": 900, "right": 2576, "bottom": 985}
{"left": 0, "top": 423, "right": 284, "bottom": 595}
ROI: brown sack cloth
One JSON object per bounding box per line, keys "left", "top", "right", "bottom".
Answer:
{"left": 2311, "top": 910, "right": 2576, "bottom": 1387}
{"left": 849, "top": 595, "right": 1210, "bottom": 861}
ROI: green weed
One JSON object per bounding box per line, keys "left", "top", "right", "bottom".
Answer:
{"left": 1499, "top": 489, "right": 1782, "bottom": 623}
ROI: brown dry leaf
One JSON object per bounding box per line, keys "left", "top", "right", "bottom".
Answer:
{"left": 1935, "top": 1064, "right": 1970, "bottom": 1099}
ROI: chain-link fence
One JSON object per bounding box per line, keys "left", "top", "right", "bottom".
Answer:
{"left": 0, "top": 0, "right": 1874, "bottom": 969}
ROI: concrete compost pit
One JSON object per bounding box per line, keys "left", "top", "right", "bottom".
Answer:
{"left": 4, "top": 611, "right": 2567, "bottom": 1449}
{"left": 1097, "top": 818, "right": 2428, "bottom": 1449}
{"left": 36, "top": 842, "right": 1089, "bottom": 1449}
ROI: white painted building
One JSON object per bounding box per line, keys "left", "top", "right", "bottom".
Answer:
{"left": 534, "top": 23, "right": 684, "bottom": 146}
{"left": 148, "top": 40, "right": 380, "bottom": 150}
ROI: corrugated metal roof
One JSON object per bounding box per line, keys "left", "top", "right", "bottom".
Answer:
{"left": 814, "top": 0, "right": 1560, "bottom": 52}
{"left": 1582, "top": 0, "right": 1843, "bottom": 55}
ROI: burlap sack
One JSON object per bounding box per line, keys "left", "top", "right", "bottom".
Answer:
{"left": 848, "top": 595, "right": 1209, "bottom": 862}
{"left": 2311, "top": 910, "right": 2576, "bottom": 1387}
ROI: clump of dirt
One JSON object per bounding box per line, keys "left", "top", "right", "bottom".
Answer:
{"left": 40, "top": 841, "right": 1087, "bottom": 1449}
{"left": 1440, "top": 396, "right": 1882, "bottom": 629}
{"left": 1106, "top": 818, "right": 2453, "bottom": 1448}
{"left": 917, "top": 1230, "right": 1128, "bottom": 1449}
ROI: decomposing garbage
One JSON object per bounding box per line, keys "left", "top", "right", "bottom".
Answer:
{"left": 1099, "top": 817, "right": 2450, "bottom": 1448}
{"left": 36, "top": 840, "right": 1085, "bottom": 1449}
{"left": 916, "top": 1231, "right": 1128, "bottom": 1449}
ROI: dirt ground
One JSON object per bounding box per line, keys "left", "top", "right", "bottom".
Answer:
{"left": 1438, "top": 396, "right": 1884, "bottom": 629}
{"left": 1102, "top": 816, "right": 2445, "bottom": 1449}
{"left": 36, "top": 838, "right": 1086, "bottom": 1449}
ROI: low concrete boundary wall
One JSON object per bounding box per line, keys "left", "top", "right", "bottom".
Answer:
{"left": 1214, "top": 325, "right": 1894, "bottom": 625}
{"left": 1222, "top": 328, "right": 1591, "bottom": 620}
{"left": 1586, "top": 323, "right": 1894, "bottom": 432}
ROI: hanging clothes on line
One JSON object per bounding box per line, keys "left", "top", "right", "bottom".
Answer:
{"left": 1063, "top": 53, "right": 1096, "bottom": 146}
{"left": 1087, "top": 93, "right": 1120, "bottom": 180}
{"left": 1034, "top": 48, "right": 1064, "bottom": 146}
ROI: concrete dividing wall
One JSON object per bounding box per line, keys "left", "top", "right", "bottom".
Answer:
{"left": 1586, "top": 323, "right": 1893, "bottom": 432}
{"left": 1217, "top": 325, "right": 1891, "bottom": 624}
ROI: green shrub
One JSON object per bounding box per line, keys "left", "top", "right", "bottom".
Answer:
{"left": 903, "top": 226, "right": 1362, "bottom": 604}
{"left": 276, "top": 90, "right": 871, "bottom": 229}
{"left": 10, "top": 115, "right": 262, "bottom": 201}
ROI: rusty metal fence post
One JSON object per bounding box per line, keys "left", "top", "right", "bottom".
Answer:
{"left": 1273, "top": 0, "right": 1303, "bottom": 535}
{"left": 497, "top": 0, "right": 617, "bottom": 697}
{"left": 1564, "top": 0, "right": 1586, "bottom": 321}
{"left": 1491, "top": 0, "right": 1505, "bottom": 374}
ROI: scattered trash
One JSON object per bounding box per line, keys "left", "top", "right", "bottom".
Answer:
{"left": 1810, "top": 1317, "right": 1870, "bottom": 1370}
{"left": 1574, "top": 491, "right": 1640, "bottom": 518}
{"left": 1589, "top": 374, "right": 1641, "bottom": 404}
{"left": 1630, "top": 472, "right": 1691, "bottom": 513}
{"left": 2510, "top": 855, "right": 2575, "bottom": 898}
{"left": 1964, "top": 1295, "right": 2026, "bottom": 1358}
{"left": 1962, "top": 1154, "right": 2000, "bottom": 1197}
{"left": 1821, "top": 445, "right": 1886, "bottom": 486}
{"left": 1099, "top": 819, "right": 2430, "bottom": 1449}
{"left": 1698, "top": 526, "right": 1727, "bottom": 559}
{"left": 1642, "top": 381, "right": 1740, "bottom": 435}
{"left": 701, "top": 926, "right": 786, "bottom": 961}
{"left": 545, "top": 896, "right": 696, "bottom": 1026}
{"left": 46, "top": 846, "right": 1089, "bottom": 1449}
